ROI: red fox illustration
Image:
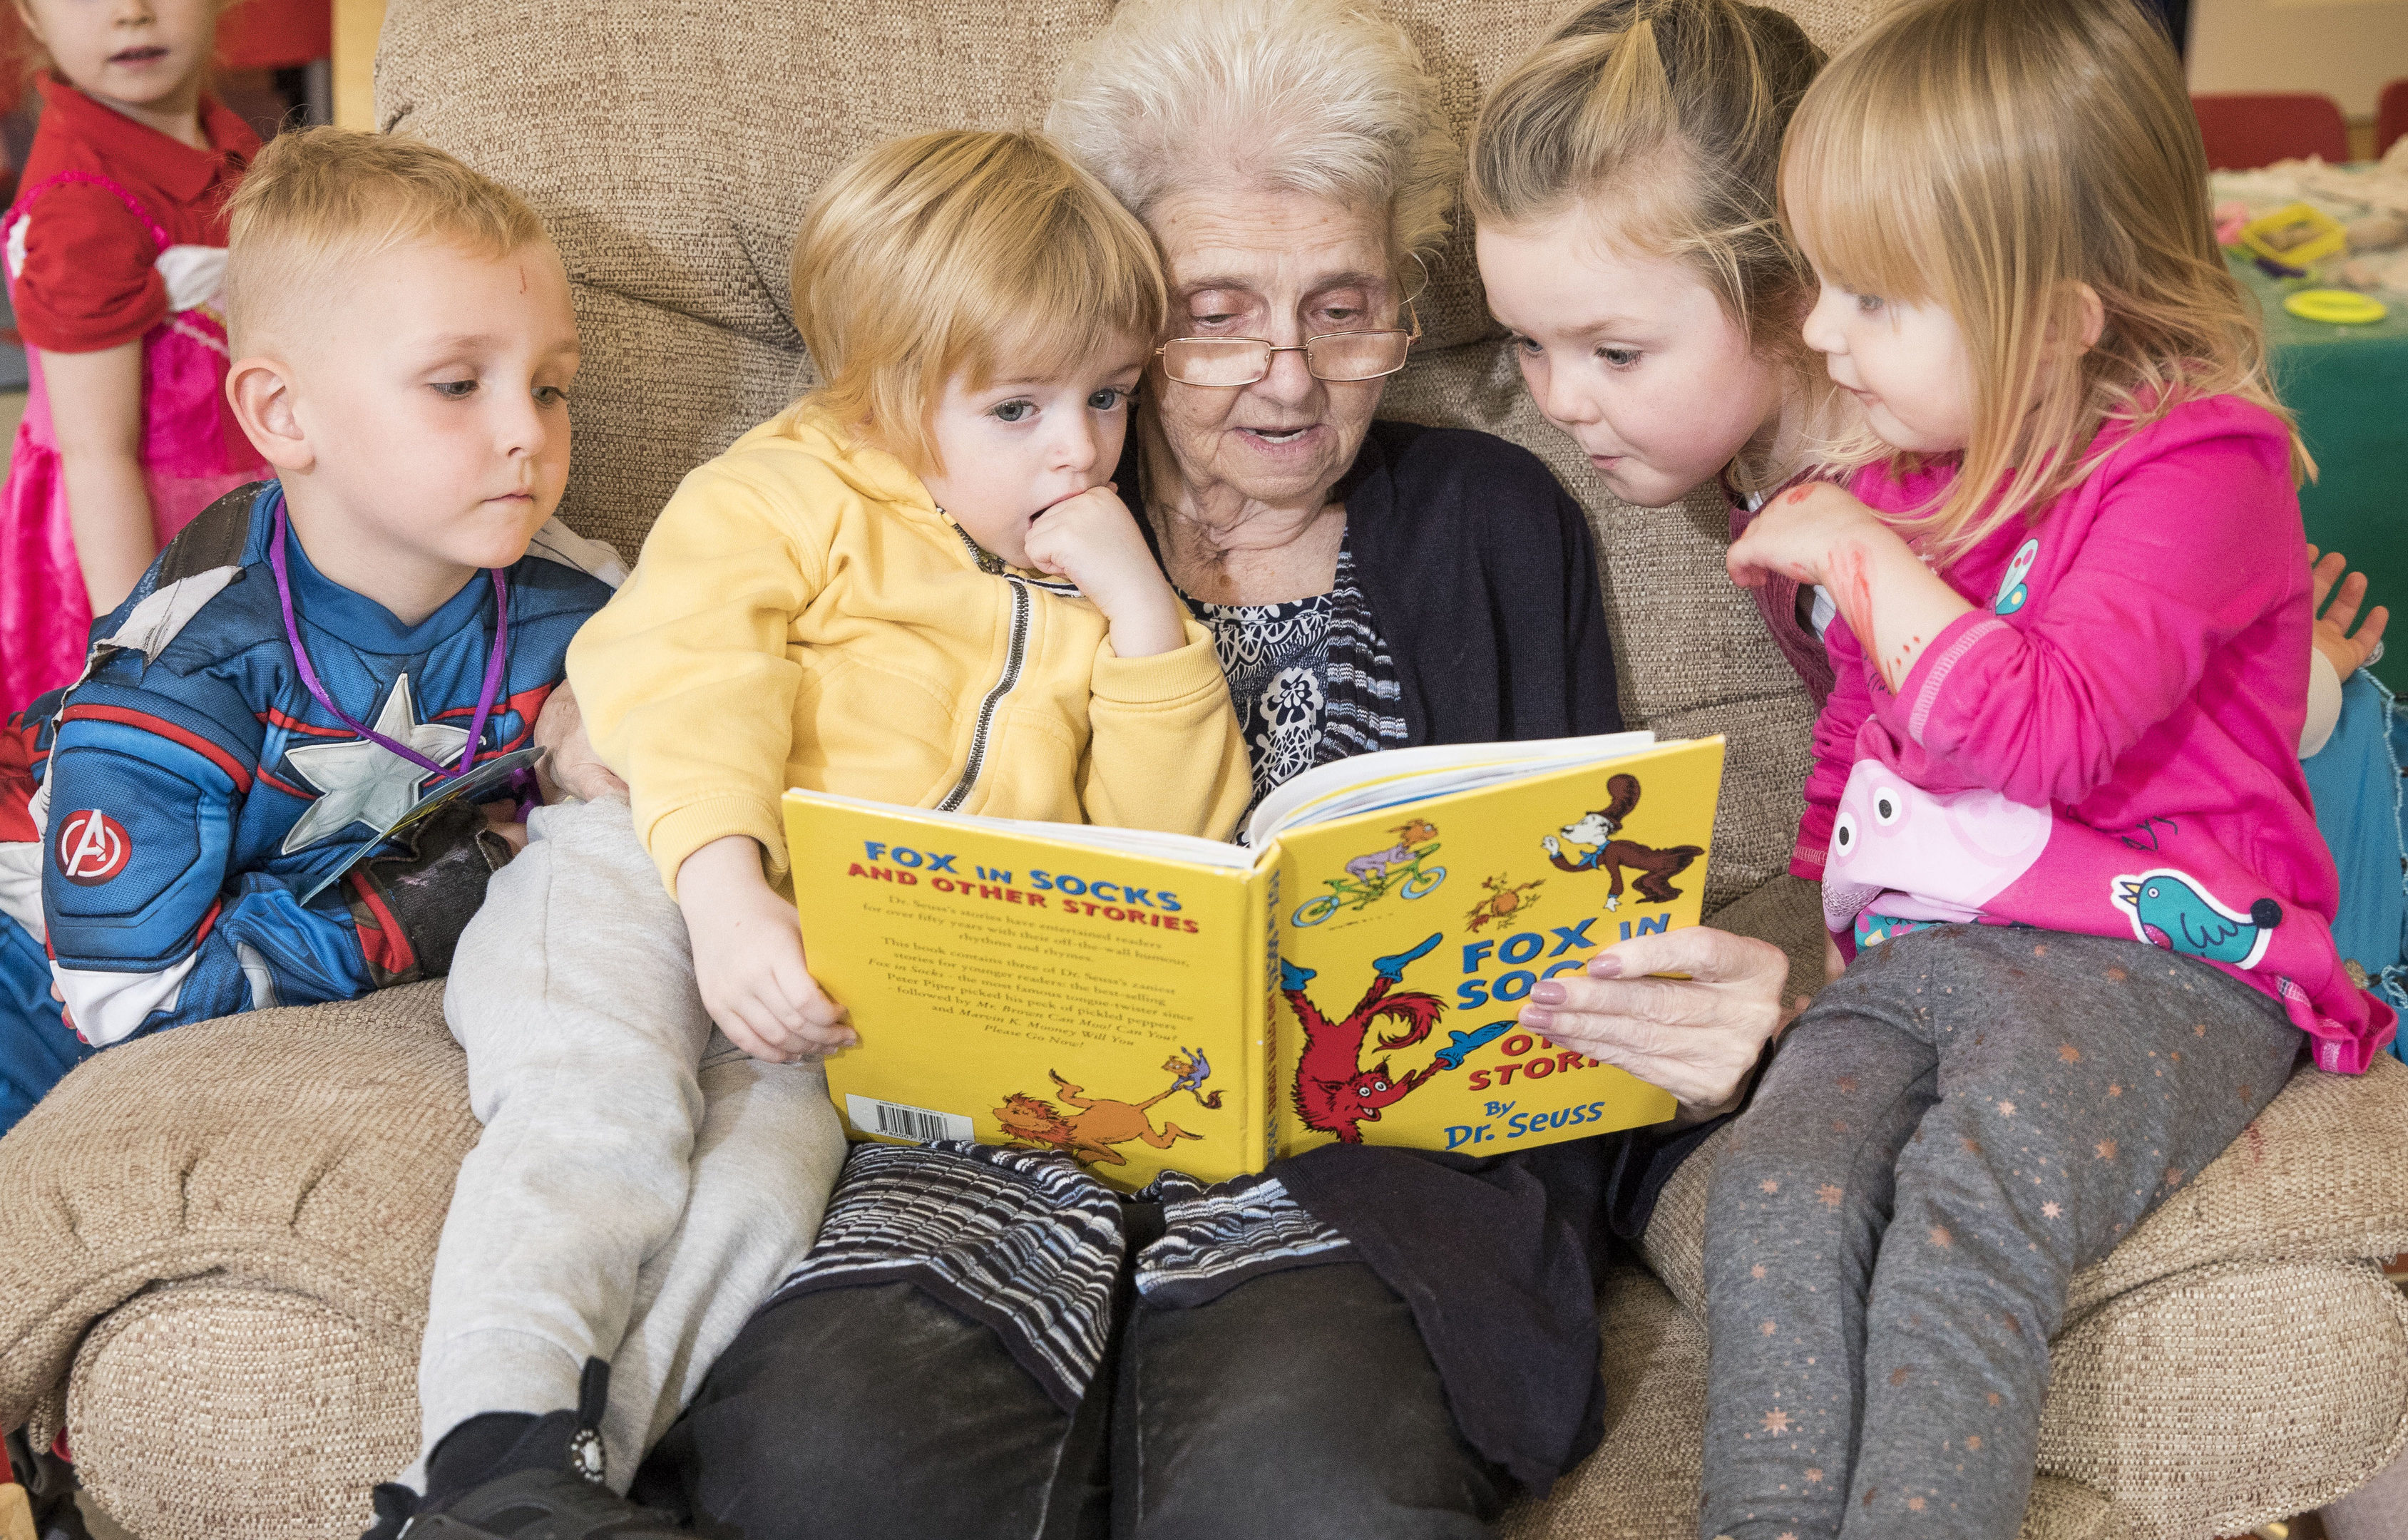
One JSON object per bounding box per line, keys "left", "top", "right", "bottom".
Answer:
{"left": 1281, "top": 933, "right": 1448, "bottom": 1143}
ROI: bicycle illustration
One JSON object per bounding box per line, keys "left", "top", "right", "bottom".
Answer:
{"left": 1292, "top": 818, "right": 1449, "bottom": 926}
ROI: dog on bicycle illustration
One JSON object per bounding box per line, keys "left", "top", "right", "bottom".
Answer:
{"left": 1346, "top": 818, "right": 1439, "bottom": 884}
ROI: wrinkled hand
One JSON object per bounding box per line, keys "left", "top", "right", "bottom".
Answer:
{"left": 1726, "top": 481, "right": 1887, "bottom": 591}
{"left": 2307, "top": 545, "right": 2388, "bottom": 679}
{"left": 1023, "top": 483, "right": 1187, "bottom": 658}
{"left": 532, "top": 681, "right": 627, "bottom": 804}
{"left": 1512, "top": 925, "right": 1792, "bottom": 1121}
{"left": 677, "top": 836, "right": 854, "bottom": 1062}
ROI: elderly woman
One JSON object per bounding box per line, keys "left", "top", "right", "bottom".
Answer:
{"left": 625, "top": 3, "right": 1790, "bottom": 1536}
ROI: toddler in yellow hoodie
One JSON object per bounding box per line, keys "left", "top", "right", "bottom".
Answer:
{"left": 384, "top": 131, "right": 1249, "bottom": 1538}
{"left": 576, "top": 130, "right": 1249, "bottom": 1063}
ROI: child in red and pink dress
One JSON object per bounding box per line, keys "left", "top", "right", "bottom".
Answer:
{"left": 0, "top": 0, "right": 267, "bottom": 717}
{"left": 1699, "top": 2, "right": 2395, "bottom": 1537}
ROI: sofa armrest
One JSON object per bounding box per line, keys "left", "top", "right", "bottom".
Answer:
{"left": 2064, "top": 1053, "right": 2408, "bottom": 1316}
{"left": 0, "top": 982, "right": 471, "bottom": 1434}
{"left": 64, "top": 1280, "right": 423, "bottom": 1540}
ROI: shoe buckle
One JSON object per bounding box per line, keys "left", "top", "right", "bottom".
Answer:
{"left": 566, "top": 1426, "right": 606, "bottom": 1487}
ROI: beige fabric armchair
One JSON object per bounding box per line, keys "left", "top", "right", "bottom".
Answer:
{"left": 0, "top": 4, "right": 2403, "bottom": 1536}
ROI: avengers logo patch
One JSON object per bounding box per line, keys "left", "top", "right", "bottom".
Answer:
{"left": 54, "top": 808, "right": 130, "bottom": 885}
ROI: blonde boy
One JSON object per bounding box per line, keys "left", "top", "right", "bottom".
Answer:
{"left": 9, "top": 127, "right": 614, "bottom": 1129}
{"left": 386, "top": 131, "right": 1246, "bottom": 1539}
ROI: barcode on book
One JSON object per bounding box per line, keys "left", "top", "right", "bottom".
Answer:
{"left": 845, "top": 1094, "right": 973, "bottom": 1144}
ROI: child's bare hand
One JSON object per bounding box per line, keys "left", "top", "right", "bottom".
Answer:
{"left": 2307, "top": 545, "right": 2389, "bottom": 678}
{"left": 677, "top": 836, "right": 854, "bottom": 1062}
{"left": 1728, "top": 481, "right": 1886, "bottom": 590}
{"left": 1023, "top": 484, "right": 1187, "bottom": 657}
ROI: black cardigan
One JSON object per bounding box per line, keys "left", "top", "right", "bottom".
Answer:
{"left": 1123, "top": 417, "right": 1625, "bottom": 749}
{"left": 1129, "top": 419, "right": 1709, "bottom": 1494}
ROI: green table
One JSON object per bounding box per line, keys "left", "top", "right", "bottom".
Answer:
{"left": 2233, "top": 257, "right": 2408, "bottom": 690}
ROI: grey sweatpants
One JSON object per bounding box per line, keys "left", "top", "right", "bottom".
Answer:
{"left": 404, "top": 796, "right": 846, "bottom": 1492}
{"left": 1699, "top": 925, "right": 2300, "bottom": 1540}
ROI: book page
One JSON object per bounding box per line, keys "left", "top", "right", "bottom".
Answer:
{"left": 1245, "top": 730, "right": 1657, "bottom": 845}
{"left": 786, "top": 793, "right": 1271, "bottom": 1187}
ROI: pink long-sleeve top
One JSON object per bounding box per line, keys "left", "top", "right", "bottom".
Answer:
{"left": 1794, "top": 394, "right": 2394, "bottom": 1074}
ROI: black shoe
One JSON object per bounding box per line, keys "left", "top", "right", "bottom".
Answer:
{"left": 360, "top": 1360, "right": 691, "bottom": 1539}
{"left": 369, "top": 1462, "right": 690, "bottom": 1538}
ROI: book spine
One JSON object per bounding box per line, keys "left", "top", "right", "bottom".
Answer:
{"left": 1249, "top": 863, "right": 1279, "bottom": 1171}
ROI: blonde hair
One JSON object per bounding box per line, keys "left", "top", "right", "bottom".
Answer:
{"left": 1782, "top": 0, "right": 2305, "bottom": 566}
{"left": 1046, "top": 0, "right": 1456, "bottom": 274}
{"left": 224, "top": 128, "right": 549, "bottom": 355}
{"left": 790, "top": 130, "right": 1166, "bottom": 477}
{"left": 1468, "top": 0, "right": 1840, "bottom": 494}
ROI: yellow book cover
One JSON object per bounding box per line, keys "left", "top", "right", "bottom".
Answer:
{"left": 785, "top": 732, "right": 1723, "bottom": 1189}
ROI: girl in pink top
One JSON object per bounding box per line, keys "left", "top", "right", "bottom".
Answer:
{"left": 1701, "top": 2, "right": 2390, "bottom": 1536}
{"left": 0, "top": 0, "right": 267, "bottom": 718}
{"left": 1725, "top": 19, "right": 2395, "bottom": 1075}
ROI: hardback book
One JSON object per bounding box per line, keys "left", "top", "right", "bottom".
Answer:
{"left": 784, "top": 732, "right": 1725, "bottom": 1189}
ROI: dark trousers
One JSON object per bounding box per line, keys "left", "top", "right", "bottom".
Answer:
{"left": 634, "top": 1258, "right": 1507, "bottom": 1539}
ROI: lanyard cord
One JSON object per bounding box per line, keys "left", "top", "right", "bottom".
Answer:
{"left": 266, "top": 487, "right": 509, "bottom": 781}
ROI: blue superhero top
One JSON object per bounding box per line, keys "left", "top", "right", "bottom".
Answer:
{"left": 16, "top": 481, "right": 618, "bottom": 1047}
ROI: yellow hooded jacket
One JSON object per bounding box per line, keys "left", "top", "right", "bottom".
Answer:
{"left": 570, "top": 404, "right": 1253, "bottom": 896}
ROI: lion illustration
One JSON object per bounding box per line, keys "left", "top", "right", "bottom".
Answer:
{"left": 994, "top": 1066, "right": 1210, "bottom": 1166}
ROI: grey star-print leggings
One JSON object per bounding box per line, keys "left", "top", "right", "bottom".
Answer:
{"left": 1698, "top": 923, "right": 2301, "bottom": 1540}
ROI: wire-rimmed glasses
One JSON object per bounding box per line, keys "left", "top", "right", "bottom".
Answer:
{"left": 1155, "top": 299, "right": 1422, "bottom": 388}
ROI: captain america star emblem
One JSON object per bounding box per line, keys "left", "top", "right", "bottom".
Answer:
{"left": 55, "top": 809, "right": 130, "bottom": 885}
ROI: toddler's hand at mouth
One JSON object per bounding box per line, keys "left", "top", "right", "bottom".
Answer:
{"left": 1024, "top": 483, "right": 1189, "bottom": 659}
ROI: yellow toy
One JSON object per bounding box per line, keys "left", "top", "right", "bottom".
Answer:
{"left": 2283, "top": 288, "right": 2389, "bottom": 325}
{"left": 2240, "top": 202, "right": 2348, "bottom": 268}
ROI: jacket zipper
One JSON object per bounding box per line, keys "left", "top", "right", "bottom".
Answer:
{"left": 938, "top": 516, "right": 1032, "bottom": 812}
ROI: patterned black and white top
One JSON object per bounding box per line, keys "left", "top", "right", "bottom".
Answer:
{"left": 1184, "top": 547, "right": 1408, "bottom": 823}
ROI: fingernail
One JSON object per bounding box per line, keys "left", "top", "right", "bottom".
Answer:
{"left": 1589, "top": 955, "right": 1624, "bottom": 977}
{"left": 1532, "top": 980, "right": 1568, "bottom": 1005}
{"left": 1519, "top": 1006, "right": 1557, "bottom": 1029}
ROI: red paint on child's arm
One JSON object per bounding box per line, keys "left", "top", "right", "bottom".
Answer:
{"left": 1830, "top": 543, "right": 1921, "bottom": 693}
{"left": 1829, "top": 543, "right": 1876, "bottom": 645}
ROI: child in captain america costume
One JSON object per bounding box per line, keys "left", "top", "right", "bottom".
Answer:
{"left": 0, "top": 481, "right": 615, "bottom": 1129}
{"left": 0, "top": 131, "right": 614, "bottom": 1137}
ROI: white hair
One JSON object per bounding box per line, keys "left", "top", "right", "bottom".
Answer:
{"left": 1045, "top": 0, "right": 1457, "bottom": 268}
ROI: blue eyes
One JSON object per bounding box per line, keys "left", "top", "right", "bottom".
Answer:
{"left": 1510, "top": 337, "right": 1641, "bottom": 369}
{"left": 1855, "top": 293, "right": 1886, "bottom": 315}
{"left": 989, "top": 388, "right": 1135, "bottom": 424}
